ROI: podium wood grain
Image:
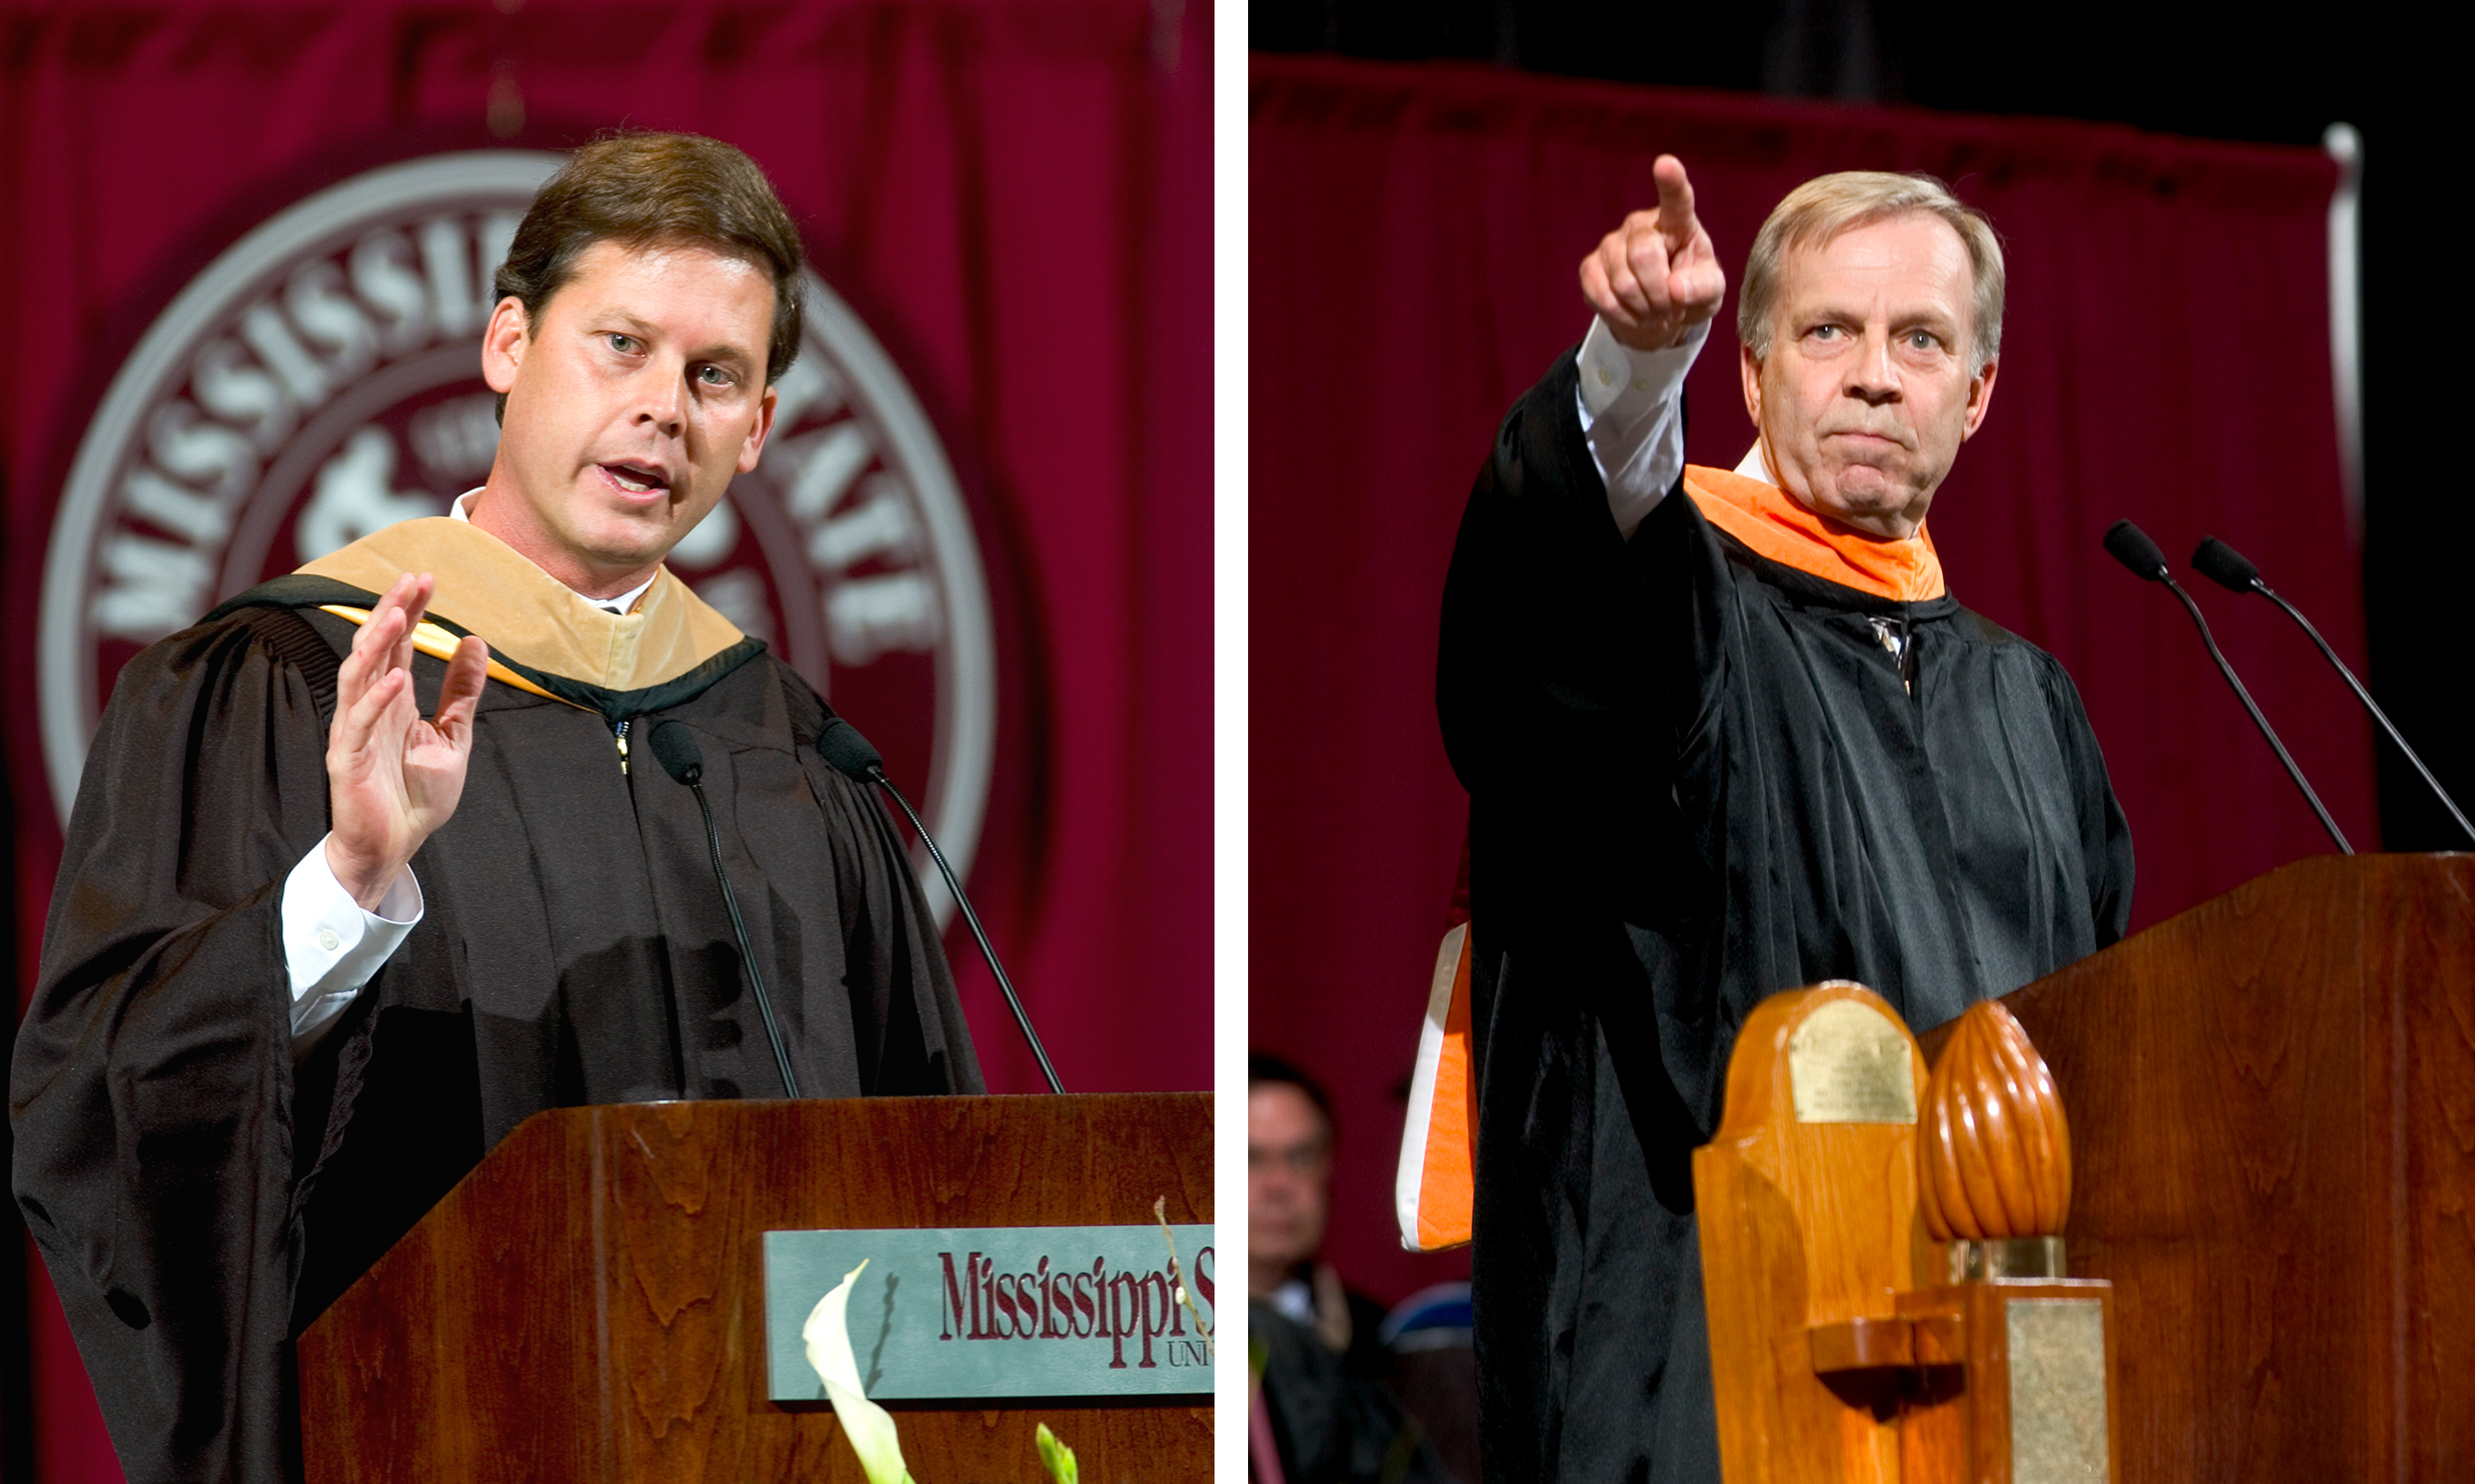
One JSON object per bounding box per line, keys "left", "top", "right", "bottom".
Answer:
{"left": 297, "top": 1092, "right": 1214, "bottom": 1483}
{"left": 1917, "top": 855, "right": 2473, "bottom": 1484}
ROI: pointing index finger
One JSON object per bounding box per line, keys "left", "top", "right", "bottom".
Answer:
{"left": 1652, "top": 154, "right": 1698, "bottom": 248}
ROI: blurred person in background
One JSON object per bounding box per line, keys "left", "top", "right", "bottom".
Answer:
{"left": 1251, "top": 1053, "right": 1387, "bottom": 1368}
{"left": 1250, "top": 1052, "right": 1455, "bottom": 1484}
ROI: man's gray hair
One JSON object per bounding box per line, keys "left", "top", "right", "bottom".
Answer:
{"left": 1736, "top": 171, "right": 2005, "bottom": 374}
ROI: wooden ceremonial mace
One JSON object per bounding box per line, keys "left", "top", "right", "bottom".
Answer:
{"left": 1695, "top": 984, "right": 2116, "bottom": 1484}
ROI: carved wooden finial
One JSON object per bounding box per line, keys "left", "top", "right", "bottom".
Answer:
{"left": 1919, "top": 1000, "right": 2072, "bottom": 1241}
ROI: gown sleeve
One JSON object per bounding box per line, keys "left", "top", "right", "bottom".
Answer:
{"left": 11, "top": 612, "right": 341, "bottom": 1484}
{"left": 1441, "top": 348, "right": 1644, "bottom": 801}
{"left": 1439, "top": 346, "right": 1711, "bottom": 917}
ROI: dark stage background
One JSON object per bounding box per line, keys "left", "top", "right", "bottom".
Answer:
{"left": 1251, "top": 4, "right": 2459, "bottom": 1322}
{"left": 0, "top": 2, "right": 1208, "bottom": 1477}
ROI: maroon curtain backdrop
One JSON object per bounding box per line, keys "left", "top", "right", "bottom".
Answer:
{"left": 1252, "top": 56, "right": 2371, "bottom": 1311}
{"left": 0, "top": 4, "right": 1207, "bottom": 1475}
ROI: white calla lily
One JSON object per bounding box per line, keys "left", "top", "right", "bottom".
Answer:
{"left": 802, "top": 1259, "right": 916, "bottom": 1484}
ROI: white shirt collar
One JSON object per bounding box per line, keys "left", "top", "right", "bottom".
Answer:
{"left": 453, "top": 488, "right": 657, "bottom": 616}
{"left": 1734, "top": 440, "right": 1778, "bottom": 486}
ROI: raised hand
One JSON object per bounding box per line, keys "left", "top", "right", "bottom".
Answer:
{"left": 1579, "top": 154, "right": 1727, "bottom": 352}
{"left": 324, "top": 573, "right": 490, "bottom": 909}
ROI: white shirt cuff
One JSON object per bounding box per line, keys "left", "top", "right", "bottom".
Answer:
{"left": 1575, "top": 317, "right": 1707, "bottom": 537}
{"left": 282, "top": 834, "right": 422, "bottom": 1049}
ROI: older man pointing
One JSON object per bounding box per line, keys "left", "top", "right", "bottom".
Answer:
{"left": 1437, "top": 157, "right": 2131, "bottom": 1481}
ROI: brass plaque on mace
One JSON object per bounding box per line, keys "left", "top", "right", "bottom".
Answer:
{"left": 1788, "top": 998, "right": 1918, "bottom": 1124}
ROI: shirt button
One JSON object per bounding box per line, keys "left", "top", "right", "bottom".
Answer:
{"left": 317, "top": 929, "right": 341, "bottom": 952}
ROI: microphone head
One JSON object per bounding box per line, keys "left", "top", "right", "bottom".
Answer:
{"left": 2102, "top": 520, "right": 2171, "bottom": 582}
{"left": 815, "top": 715, "right": 885, "bottom": 782}
{"left": 2191, "top": 537, "right": 2263, "bottom": 594}
{"left": 647, "top": 719, "right": 704, "bottom": 786}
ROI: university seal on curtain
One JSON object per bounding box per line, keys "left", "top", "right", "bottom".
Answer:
{"left": 38, "top": 151, "right": 997, "bottom": 907}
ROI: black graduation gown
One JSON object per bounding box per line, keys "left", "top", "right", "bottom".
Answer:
{"left": 1251, "top": 1301, "right": 1458, "bottom": 1484}
{"left": 12, "top": 588, "right": 981, "bottom": 1484}
{"left": 1436, "top": 352, "right": 2132, "bottom": 1484}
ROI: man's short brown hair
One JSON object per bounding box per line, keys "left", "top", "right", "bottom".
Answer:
{"left": 494, "top": 131, "right": 805, "bottom": 386}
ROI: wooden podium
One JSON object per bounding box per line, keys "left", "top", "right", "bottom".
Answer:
{"left": 1915, "top": 854, "right": 2474, "bottom": 1482}
{"left": 295, "top": 1092, "right": 1214, "bottom": 1482}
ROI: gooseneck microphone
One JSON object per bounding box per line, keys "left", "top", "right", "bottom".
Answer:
{"left": 649, "top": 719, "right": 803, "bottom": 1099}
{"left": 815, "top": 715, "right": 1064, "bottom": 1094}
{"left": 2193, "top": 536, "right": 2474, "bottom": 845}
{"left": 2103, "top": 520, "right": 2353, "bottom": 855}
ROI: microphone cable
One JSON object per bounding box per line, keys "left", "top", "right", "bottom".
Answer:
{"left": 2192, "top": 536, "right": 2473, "bottom": 846}
{"left": 816, "top": 714, "right": 1064, "bottom": 1094}
{"left": 649, "top": 719, "right": 803, "bottom": 1098}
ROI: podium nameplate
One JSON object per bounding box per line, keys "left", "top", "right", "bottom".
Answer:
{"left": 763, "top": 1225, "right": 1217, "bottom": 1401}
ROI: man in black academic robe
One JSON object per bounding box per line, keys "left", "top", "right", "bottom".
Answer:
{"left": 1437, "top": 160, "right": 2131, "bottom": 1482}
{"left": 13, "top": 134, "right": 980, "bottom": 1484}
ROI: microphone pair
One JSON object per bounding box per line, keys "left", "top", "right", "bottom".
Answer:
{"left": 2104, "top": 521, "right": 2471, "bottom": 850}
{"left": 2098, "top": 523, "right": 2267, "bottom": 594}
{"left": 647, "top": 716, "right": 1066, "bottom": 1098}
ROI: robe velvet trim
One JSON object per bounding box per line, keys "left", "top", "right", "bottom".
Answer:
{"left": 205, "top": 574, "right": 766, "bottom": 726}
{"left": 1681, "top": 464, "right": 1946, "bottom": 603}
{"left": 289, "top": 515, "right": 749, "bottom": 691}
{"left": 315, "top": 605, "right": 568, "bottom": 705}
